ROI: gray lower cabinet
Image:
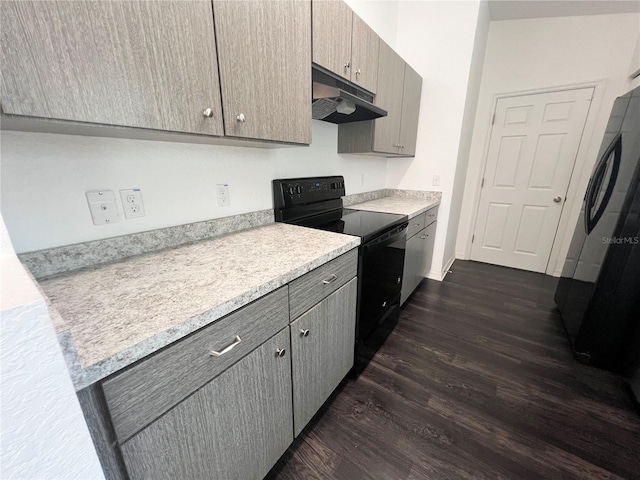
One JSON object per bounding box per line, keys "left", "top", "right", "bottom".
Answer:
{"left": 290, "top": 277, "right": 357, "bottom": 437}
{"left": 0, "top": 0, "right": 224, "bottom": 136}
{"left": 120, "top": 328, "right": 293, "bottom": 480}
{"left": 401, "top": 209, "right": 438, "bottom": 305}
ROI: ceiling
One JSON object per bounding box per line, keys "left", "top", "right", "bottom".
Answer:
{"left": 488, "top": 0, "right": 640, "bottom": 21}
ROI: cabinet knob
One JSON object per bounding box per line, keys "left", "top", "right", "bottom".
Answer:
{"left": 344, "top": 62, "right": 350, "bottom": 70}
{"left": 236, "top": 113, "right": 246, "bottom": 122}
{"left": 276, "top": 348, "right": 286, "bottom": 358}
{"left": 300, "top": 329, "right": 310, "bottom": 337}
{"left": 382, "top": 301, "right": 387, "bottom": 307}
{"left": 355, "top": 68, "right": 361, "bottom": 77}
{"left": 397, "top": 277, "right": 401, "bottom": 284}
{"left": 203, "top": 108, "right": 214, "bottom": 118}
{"left": 393, "top": 144, "right": 400, "bottom": 148}
{"left": 553, "top": 196, "right": 562, "bottom": 203}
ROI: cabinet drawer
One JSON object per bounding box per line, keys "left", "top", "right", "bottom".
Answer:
{"left": 407, "top": 212, "right": 426, "bottom": 239}
{"left": 103, "top": 286, "right": 288, "bottom": 443}
{"left": 289, "top": 250, "right": 358, "bottom": 320}
{"left": 425, "top": 205, "right": 439, "bottom": 227}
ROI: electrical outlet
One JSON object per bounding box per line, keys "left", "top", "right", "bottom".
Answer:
{"left": 216, "top": 184, "right": 230, "bottom": 207}
{"left": 120, "top": 189, "right": 146, "bottom": 219}
{"left": 432, "top": 175, "right": 441, "bottom": 186}
{"left": 86, "top": 190, "right": 119, "bottom": 225}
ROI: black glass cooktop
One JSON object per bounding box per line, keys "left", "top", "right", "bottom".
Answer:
{"left": 293, "top": 208, "right": 407, "bottom": 243}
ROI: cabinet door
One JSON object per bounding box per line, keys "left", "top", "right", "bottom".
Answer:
{"left": 312, "top": 0, "right": 353, "bottom": 80}
{"left": 291, "top": 278, "right": 357, "bottom": 437}
{"left": 419, "top": 222, "right": 437, "bottom": 279}
{"left": 121, "top": 328, "right": 293, "bottom": 480}
{"left": 372, "top": 41, "right": 405, "bottom": 154}
{"left": 350, "top": 14, "right": 379, "bottom": 94}
{"left": 213, "top": 0, "right": 311, "bottom": 144}
{"left": 398, "top": 63, "right": 423, "bottom": 156}
{"left": 0, "top": 0, "right": 224, "bottom": 136}
{"left": 401, "top": 232, "right": 422, "bottom": 305}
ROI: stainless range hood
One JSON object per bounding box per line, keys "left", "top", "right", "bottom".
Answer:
{"left": 312, "top": 65, "right": 387, "bottom": 124}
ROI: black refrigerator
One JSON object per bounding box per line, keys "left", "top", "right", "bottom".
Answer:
{"left": 555, "top": 85, "right": 640, "bottom": 390}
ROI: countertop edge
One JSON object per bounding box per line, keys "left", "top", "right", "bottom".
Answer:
{"left": 349, "top": 198, "right": 441, "bottom": 219}
{"left": 64, "top": 238, "right": 360, "bottom": 391}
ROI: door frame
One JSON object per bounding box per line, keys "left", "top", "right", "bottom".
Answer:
{"left": 463, "top": 80, "right": 606, "bottom": 275}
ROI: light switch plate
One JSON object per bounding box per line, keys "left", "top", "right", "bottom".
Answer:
{"left": 86, "top": 190, "right": 119, "bottom": 225}
{"left": 120, "top": 188, "right": 146, "bottom": 219}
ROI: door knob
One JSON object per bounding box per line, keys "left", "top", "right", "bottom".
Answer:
{"left": 553, "top": 196, "right": 562, "bottom": 203}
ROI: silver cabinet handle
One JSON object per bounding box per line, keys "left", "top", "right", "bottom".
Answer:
{"left": 322, "top": 274, "right": 338, "bottom": 284}
{"left": 393, "top": 143, "right": 400, "bottom": 148}
{"left": 344, "top": 62, "right": 350, "bottom": 70}
{"left": 203, "top": 108, "right": 214, "bottom": 118}
{"left": 300, "top": 329, "right": 310, "bottom": 337}
{"left": 276, "top": 348, "right": 286, "bottom": 357}
{"left": 382, "top": 301, "right": 387, "bottom": 307}
{"left": 553, "top": 196, "right": 562, "bottom": 203}
{"left": 210, "top": 335, "right": 241, "bottom": 357}
{"left": 414, "top": 223, "right": 421, "bottom": 228}
{"left": 236, "top": 113, "right": 246, "bottom": 122}
{"left": 420, "top": 234, "right": 427, "bottom": 240}
{"left": 355, "top": 68, "right": 361, "bottom": 77}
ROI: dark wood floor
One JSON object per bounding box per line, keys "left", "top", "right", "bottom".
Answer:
{"left": 268, "top": 260, "right": 640, "bottom": 480}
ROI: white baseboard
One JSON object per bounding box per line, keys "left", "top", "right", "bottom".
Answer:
{"left": 426, "top": 255, "right": 456, "bottom": 282}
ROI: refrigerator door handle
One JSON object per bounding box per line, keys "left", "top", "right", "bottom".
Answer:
{"left": 584, "top": 133, "right": 622, "bottom": 234}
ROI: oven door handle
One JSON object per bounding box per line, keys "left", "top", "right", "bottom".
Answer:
{"left": 363, "top": 222, "right": 408, "bottom": 253}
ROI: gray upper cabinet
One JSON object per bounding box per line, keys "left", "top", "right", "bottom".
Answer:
{"left": 0, "top": 0, "right": 224, "bottom": 136}
{"left": 372, "top": 41, "right": 406, "bottom": 154}
{"left": 312, "top": 0, "right": 353, "bottom": 81}
{"left": 350, "top": 13, "right": 380, "bottom": 93}
{"left": 312, "top": 0, "right": 379, "bottom": 94}
{"left": 213, "top": 0, "right": 311, "bottom": 144}
{"left": 121, "top": 328, "right": 293, "bottom": 480}
{"left": 338, "top": 42, "right": 423, "bottom": 158}
{"left": 290, "top": 278, "right": 357, "bottom": 437}
{"left": 398, "top": 63, "right": 423, "bottom": 157}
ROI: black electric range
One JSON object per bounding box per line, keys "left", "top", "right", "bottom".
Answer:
{"left": 273, "top": 176, "right": 408, "bottom": 375}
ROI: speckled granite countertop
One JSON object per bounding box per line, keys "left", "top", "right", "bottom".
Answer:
{"left": 349, "top": 196, "right": 440, "bottom": 219}
{"left": 39, "top": 223, "right": 360, "bottom": 390}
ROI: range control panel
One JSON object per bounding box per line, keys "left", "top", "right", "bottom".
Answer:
{"left": 273, "top": 176, "right": 346, "bottom": 208}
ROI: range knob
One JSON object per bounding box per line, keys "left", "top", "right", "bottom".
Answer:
{"left": 288, "top": 186, "right": 295, "bottom": 195}
{"left": 296, "top": 186, "right": 302, "bottom": 194}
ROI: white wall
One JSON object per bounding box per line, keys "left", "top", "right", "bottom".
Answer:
{"left": 344, "top": 0, "right": 399, "bottom": 49}
{"left": 0, "top": 217, "right": 104, "bottom": 480}
{"left": 1, "top": 121, "right": 388, "bottom": 253}
{"left": 444, "top": 0, "right": 490, "bottom": 270}
{"left": 386, "top": 0, "right": 485, "bottom": 279}
{"left": 0, "top": 0, "right": 397, "bottom": 254}
{"left": 456, "top": 13, "right": 640, "bottom": 275}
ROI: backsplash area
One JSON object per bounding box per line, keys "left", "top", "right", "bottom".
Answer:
{"left": 20, "top": 189, "right": 441, "bottom": 279}
{"left": 0, "top": 121, "right": 388, "bottom": 254}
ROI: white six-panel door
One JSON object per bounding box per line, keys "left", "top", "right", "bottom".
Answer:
{"left": 471, "top": 88, "right": 593, "bottom": 273}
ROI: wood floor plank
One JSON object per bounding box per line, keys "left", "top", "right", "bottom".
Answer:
{"left": 268, "top": 260, "right": 640, "bottom": 479}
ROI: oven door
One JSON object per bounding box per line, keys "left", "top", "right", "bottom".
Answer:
{"left": 358, "top": 222, "right": 408, "bottom": 342}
